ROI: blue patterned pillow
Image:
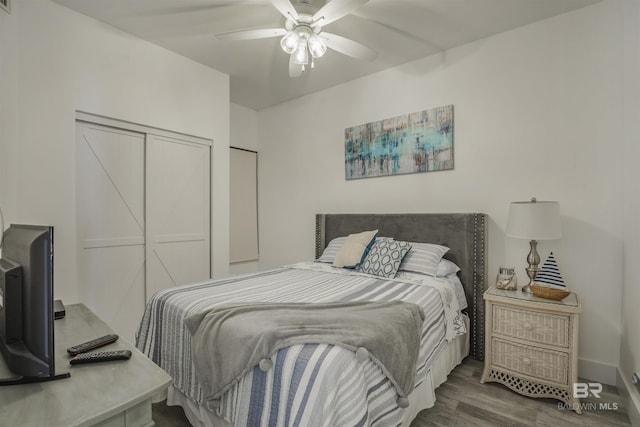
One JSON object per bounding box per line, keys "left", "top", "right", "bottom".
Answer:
{"left": 359, "top": 239, "right": 412, "bottom": 278}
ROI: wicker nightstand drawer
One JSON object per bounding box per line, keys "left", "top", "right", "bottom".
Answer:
{"left": 492, "top": 304, "right": 570, "bottom": 347}
{"left": 491, "top": 337, "right": 569, "bottom": 384}
{"left": 481, "top": 286, "right": 582, "bottom": 412}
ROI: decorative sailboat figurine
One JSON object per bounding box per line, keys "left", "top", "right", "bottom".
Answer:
{"left": 530, "top": 252, "right": 570, "bottom": 300}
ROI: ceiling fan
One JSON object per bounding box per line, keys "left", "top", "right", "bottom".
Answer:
{"left": 216, "top": 0, "right": 378, "bottom": 77}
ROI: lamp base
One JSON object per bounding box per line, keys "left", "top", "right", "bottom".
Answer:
{"left": 522, "top": 240, "right": 540, "bottom": 294}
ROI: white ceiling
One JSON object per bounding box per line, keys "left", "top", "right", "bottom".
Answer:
{"left": 53, "top": 0, "right": 600, "bottom": 110}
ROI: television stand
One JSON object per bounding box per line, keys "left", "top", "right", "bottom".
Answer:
{"left": 0, "top": 371, "right": 70, "bottom": 386}
{"left": 0, "top": 304, "right": 171, "bottom": 426}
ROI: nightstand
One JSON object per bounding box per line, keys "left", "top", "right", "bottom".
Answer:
{"left": 480, "top": 285, "right": 582, "bottom": 413}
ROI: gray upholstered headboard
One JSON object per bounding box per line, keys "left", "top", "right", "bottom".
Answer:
{"left": 315, "top": 213, "right": 488, "bottom": 361}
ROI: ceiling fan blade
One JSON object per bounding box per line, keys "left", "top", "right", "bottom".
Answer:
{"left": 312, "top": 0, "right": 370, "bottom": 27}
{"left": 271, "top": 0, "right": 299, "bottom": 22}
{"left": 136, "top": 1, "right": 262, "bottom": 17}
{"left": 322, "top": 32, "right": 377, "bottom": 61}
{"left": 289, "top": 54, "right": 303, "bottom": 78}
{"left": 217, "top": 28, "right": 286, "bottom": 41}
{"left": 351, "top": 12, "right": 433, "bottom": 45}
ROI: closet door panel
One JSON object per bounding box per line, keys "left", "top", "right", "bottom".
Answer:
{"left": 76, "top": 123, "right": 145, "bottom": 343}
{"left": 146, "top": 135, "right": 211, "bottom": 299}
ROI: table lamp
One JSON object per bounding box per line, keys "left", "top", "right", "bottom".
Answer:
{"left": 506, "top": 198, "right": 562, "bottom": 293}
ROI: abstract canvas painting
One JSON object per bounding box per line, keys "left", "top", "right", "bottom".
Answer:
{"left": 345, "top": 105, "right": 454, "bottom": 180}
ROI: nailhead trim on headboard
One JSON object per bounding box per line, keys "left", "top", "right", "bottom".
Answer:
{"left": 315, "top": 214, "right": 325, "bottom": 260}
{"left": 472, "top": 213, "right": 487, "bottom": 361}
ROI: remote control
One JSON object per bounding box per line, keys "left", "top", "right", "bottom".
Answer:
{"left": 67, "top": 334, "right": 119, "bottom": 356}
{"left": 69, "top": 350, "right": 132, "bottom": 365}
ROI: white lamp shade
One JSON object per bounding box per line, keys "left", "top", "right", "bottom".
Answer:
{"left": 506, "top": 200, "right": 562, "bottom": 240}
{"left": 292, "top": 41, "right": 309, "bottom": 65}
{"left": 308, "top": 33, "right": 327, "bottom": 58}
{"left": 280, "top": 31, "right": 299, "bottom": 54}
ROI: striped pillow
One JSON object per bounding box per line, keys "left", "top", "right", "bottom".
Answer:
{"left": 398, "top": 242, "right": 450, "bottom": 277}
{"left": 316, "top": 236, "right": 347, "bottom": 263}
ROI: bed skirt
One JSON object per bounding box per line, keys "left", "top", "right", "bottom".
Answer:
{"left": 162, "top": 315, "right": 470, "bottom": 427}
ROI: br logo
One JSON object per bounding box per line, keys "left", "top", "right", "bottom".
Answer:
{"left": 573, "top": 382, "right": 603, "bottom": 398}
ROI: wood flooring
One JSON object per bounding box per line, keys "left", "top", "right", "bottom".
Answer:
{"left": 152, "top": 358, "right": 632, "bottom": 426}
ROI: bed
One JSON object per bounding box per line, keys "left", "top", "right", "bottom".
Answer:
{"left": 136, "top": 213, "right": 487, "bottom": 427}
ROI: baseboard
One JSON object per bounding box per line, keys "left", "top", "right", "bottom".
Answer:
{"left": 617, "top": 368, "right": 640, "bottom": 426}
{"left": 579, "top": 358, "right": 618, "bottom": 385}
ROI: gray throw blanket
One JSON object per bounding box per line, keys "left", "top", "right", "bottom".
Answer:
{"left": 186, "top": 301, "right": 425, "bottom": 403}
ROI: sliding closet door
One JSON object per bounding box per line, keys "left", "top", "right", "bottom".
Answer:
{"left": 145, "top": 135, "right": 211, "bottom": 300}
{"left": 76, "top": 122, "right": 146, "bottom": 342}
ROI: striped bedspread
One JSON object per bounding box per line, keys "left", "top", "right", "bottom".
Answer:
{"left": 136, "top": 262, "right": 466, "bottom": 426}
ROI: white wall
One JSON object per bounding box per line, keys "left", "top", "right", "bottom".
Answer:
{"left": 621, "top": 0, "right": 640, "bottom": 423}
{"left": 0, "top": 2, "right": 19, "bottom": 260}
{"left": 231, "top": 103, "right": 259, "bottom": 152}
{"left": 229, "top": 102, "right": 260, "bottom": 276}
{"left": 0, "top": 0, "right": 231, "bottom": 304}
{"left": 258, "top": 1, "right": 624, "bottom": 384}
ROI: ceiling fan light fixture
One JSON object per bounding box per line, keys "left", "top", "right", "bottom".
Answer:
{"left": 308, "top": 33, "right": 327, "bottom": 58}
{"left": 280, "top": 31, "right": 299, "bottom": 54}
{"left": 216, "top": 0, "right": 377, "bottom": 78}
{"left": 292, "top": 41, "right": 309, "bottom": 65}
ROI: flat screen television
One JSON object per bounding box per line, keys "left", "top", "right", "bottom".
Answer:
{"left": 0, "top": 224, "right": 69, "bottom": 385}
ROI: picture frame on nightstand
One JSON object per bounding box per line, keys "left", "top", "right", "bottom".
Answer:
{"left": 495, "top": 266, "right": 517, "bottom": 290}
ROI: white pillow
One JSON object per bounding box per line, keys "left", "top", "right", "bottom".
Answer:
{"left": 316, "top": 236, "right": 347, "bottom": 263}
{"left": 398, "top": 242, "right": 450, "bottom": 277}
{"left": 332, "top": 230, "right": 378, "bottom": 269}
{"left": 436, "top": 259, "right": 460, "bottom": 277}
